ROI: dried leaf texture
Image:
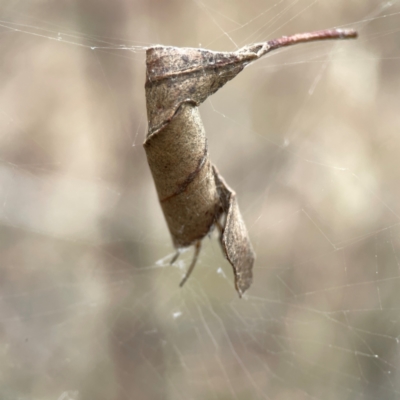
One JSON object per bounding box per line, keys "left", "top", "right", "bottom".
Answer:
{"left": 143, "top": 29, "right": 357, "bottom": 296}
{"left": 144, "top": 45, "right": 256, "bottom": 296}
{"left": 214, "top": 168, "right": 254, "bottom": 296}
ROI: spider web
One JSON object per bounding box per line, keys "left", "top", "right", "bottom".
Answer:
{"left": 0, "top": 0, "right": 400, "bottom": 399}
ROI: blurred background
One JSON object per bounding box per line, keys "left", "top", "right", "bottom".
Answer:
{"left": 0, "top": 0, "right": 400, "bottom": 399}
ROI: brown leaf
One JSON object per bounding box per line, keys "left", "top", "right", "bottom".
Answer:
{"left": 143, "top": 29, "right": 357, "bottom": 296}
{"left": 213, "top": 167, "right": 254, "bottom": 297}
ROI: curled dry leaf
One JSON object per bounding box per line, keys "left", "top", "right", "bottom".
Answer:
{"left": 143, "top": 29, "right": 357, "bottom": 297}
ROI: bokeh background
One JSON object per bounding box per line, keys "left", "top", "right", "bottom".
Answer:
{"left": 0, "top": 0, "right": 400, "bottom": 399}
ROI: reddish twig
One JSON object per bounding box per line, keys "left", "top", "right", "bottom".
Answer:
{"left": 241, "top": 28, "right": 358, "bottom": 58}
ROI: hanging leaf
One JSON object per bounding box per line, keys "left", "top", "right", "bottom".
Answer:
{"left": 144, "top": 29, "right": 357, "bottom": 296}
